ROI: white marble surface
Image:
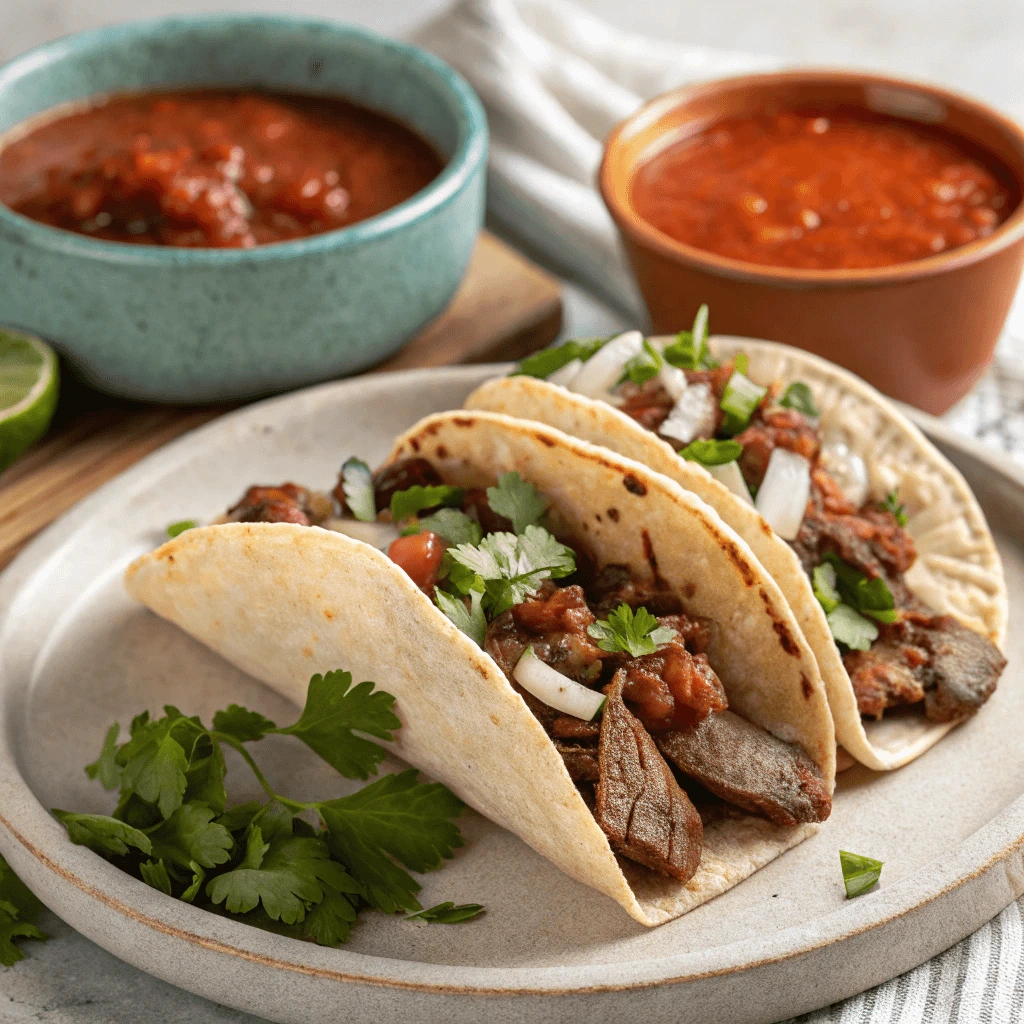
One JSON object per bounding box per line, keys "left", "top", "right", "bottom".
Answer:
{"left": 2, "top": 1, "right": 1024, "bottom": 1021}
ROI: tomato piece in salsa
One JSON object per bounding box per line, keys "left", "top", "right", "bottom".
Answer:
{"left": 0, "top": 90, "right": 444, "bottom": 247}
{"left": 631, "top": 109, "right": 1014, "bottom": 270}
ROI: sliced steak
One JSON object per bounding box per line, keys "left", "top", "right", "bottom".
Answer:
{"left": 585, "top": 564, "right": 684, "bottom": 618}
{"left": 843, "top": 639, "right": 927, "bottom": 719}
{"left": 555, "top": 742, "right": 600, "bottom": 782}
{"left": 228, "top": 483, "right": 332, "bottom": 526}
{"left": 594, "top": 673, "right": 703, "bottom": 882}
{"left": 920, "top": 615, "right": 1006, "bottom": 721}
{"left": 656, "top": 710, "right": 831, "bottom": 827}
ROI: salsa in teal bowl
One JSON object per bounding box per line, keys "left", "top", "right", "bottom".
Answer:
{"left": 0, "top": 16, "right": 487, "bottom": 402}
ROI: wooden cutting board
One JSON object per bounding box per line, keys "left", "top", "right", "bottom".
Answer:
{"left": 0, "top": 231, "right": 562, "bottom": 571}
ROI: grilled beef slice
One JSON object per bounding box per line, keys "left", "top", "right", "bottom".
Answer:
{"left": 656, "top": 710, "right": 831, "bottom": 827}
{"left": 594, "top": 673, "right": 703, "bottom": 882}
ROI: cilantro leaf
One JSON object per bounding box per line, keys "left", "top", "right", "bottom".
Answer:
{"left": 166, "top": 520, "right": 198, "bottom": 539}
{"left": 85, "top": 723, "right": 121, "bottom": 791}
{"left": 485, "top": 472, "right": 548, "bottom": 534}
{"left": 680, "top": 439, "right": 743, "bottom": 466}
{"left": 408, "top": 508, "right": 482, "bottom": 546}
{"left": 181, "top": 862, "right": 206, "bottom": 903}
{"left": 212, "top": 705, "right": 277, "bottom": 743}
{"left": 272, "top": 670, "right": 400, "bottom": 781}
{"left": 53, "top": 810, "right": 153, "bottom": 858}
{"left": 215, "top": 801, "right": 266, "bottom": 834}
{"left": 147, "top": 803, "right": 234, "bottom": 870}
{"left": 587, "top": 604, "right": 677, "bottom": 657}
{"left": 446, "top": 527, "right": 576, "bottom": 617}
{"left": 619, "top": 339, "right": 663, "bottom": 387}
{"left": 390, "top": 485, "right": 464, "bottom": 523}
{"left": 303, "top": 882, "right": 360, "bottom": 946}
{"left": 117, "top": 721, "right": 189, "bottom": 820}
{"left": 340, "top": 457, "right": 376, "bottom": 522}
{"left": 206, "top": 827, "right": 340, "bottom": 925}
{"left": 434, "top": 589, "right": 486, "bottom": 646}
{"left": 826, "top": 603, "right": 879, "bottom": 651}
{"left": 663, "top": 304, "right": 715, "bottom": 369}
{"left": 182, "top": 733, "right": 227, "bottom": 814}
{"left": 882, "top": 489, "right": 909, "bottom": 527}
{"left": 840, "top": 850, "right": 883, "bottom": 898}
{"left": 812, "top": 562, "right": 841, "bottom": 614}
{"left": 319, "top": 769, "right": 464, "bottom": 914}
{"left": 139, "top": 859, "right": 173, "bottom": 895}
{"left": 779, "top": 381, "right": 819, "bottom": 417}
{"left": 405, "top": 901, "right": 484, "bottom": 923}
{"left": 514, "top": 338, "right": 607, "bottom": 379}
{"left": 822, "top": 553, "right": 897, "bottom": 624}
{"left": 0, "top": 855, "right": 46, "bottom": 967}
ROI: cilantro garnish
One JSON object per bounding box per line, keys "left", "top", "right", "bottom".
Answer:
{"left": 587, "top": 604, "right": 677, "bottom": 658}
{"left": 391, "top": 485, "right": 464, "bottom": 523}
{"left": 840, "top": 850, "right": 883, "bottom": 898}
{"left": 406, "top": 901, "right": 485, "bottom": 923}
{"left": 444, "top": 526, "right": 576, "bottom": 618}
{"left": 0, "top": 854, "right": 47, "bottom": 967}
{"left": 341, "top": 457, "right": 377, "bottom": 522}
{"left": 662, "top": 304, "right": 716, "bottom": 370}
{"left": 486, "top": 472, "right": 548, "bottom": 534}
{"left": 166, "top": 520, "right": 198, "bottom": 539}
{"left": 822, "top": 553, "right": 897, "bottom": 624}
{"left": 405, "top": 508, "right": 482, "bottom": 546}
{"left": 680, "top": 439, "right": 743, "bottom": 467}
{"left": 513, "top": 338, "right": 607, "bottom": 379}
{"left": 434, "top": 589, "right": 486, "bottom": 646}
{"left": 779, "top": 381, "right": 819, "bottom": 418}
{"left": 52, "top": 670, "right": 476, "bottom": 949}
{"left": 619, "top": 339, "right": 664, "bottom": 387}
{"left": 812, "top": 563, "right": 841, "bottom": 614}
{"left": 882, "top": 489, "right": 908, "bottom": 527}
{"left": 826, "top": 603, "right": 878, "bottom": 651}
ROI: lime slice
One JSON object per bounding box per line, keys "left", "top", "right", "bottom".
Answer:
{"left": 0, "top": 329, "right": 59, "bottom": 473}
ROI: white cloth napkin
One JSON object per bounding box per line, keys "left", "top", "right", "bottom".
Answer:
{"left": 415, "top": 0, "right": 780, "bottom": 316}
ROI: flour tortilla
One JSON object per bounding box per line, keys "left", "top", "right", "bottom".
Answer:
{"left": 125, "top": 410, "right": 834, "bottom": 926}
{"left": 465, "top": 337, "right": 1007, "bottom": 771}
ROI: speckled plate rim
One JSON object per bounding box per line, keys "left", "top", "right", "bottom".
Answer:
{"left": 1, "top": 365, "right": 1023, "bottom": 1005}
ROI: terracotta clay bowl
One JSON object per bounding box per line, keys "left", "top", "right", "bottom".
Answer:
{"left": 600, "top": 70, "right": 1024, "bottom": 414}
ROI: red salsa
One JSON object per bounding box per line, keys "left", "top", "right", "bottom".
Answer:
{"left": 631, "top": 109, "right": 1014, "bottom": 270}
{"left": 0, "top": 89, "right": 444, "bottom": 247}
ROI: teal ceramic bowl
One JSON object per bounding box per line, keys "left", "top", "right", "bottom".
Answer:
{"left": 0, "top": 16, "right": 487, "bottom": 402}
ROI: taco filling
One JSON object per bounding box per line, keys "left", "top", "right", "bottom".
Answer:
{"left": 510, "top": 313, "right": 1006, "bottom": 726}
{"left": 220, "top": 457, "right": 831, "bottom": 884}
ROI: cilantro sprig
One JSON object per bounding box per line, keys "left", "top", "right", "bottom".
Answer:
{"left": 779, "top": 381, "right": 819, "bottom": 418}
{"left": 166, "top": 520, "right": 198, "bottom": 539}
{"left": 0, "top": 854, "right": 47, "bottom": 967}
{"left": 485, "top": 472, "right": 548, "bottom": 534}
{"left": 882, "top": 489, "right": 909, "bottom": 527}
{"left": 391, "top": 485, "right": 464, "bottom": 524}
{"left": 587, "top": 604, "right": 677, "bottom": 658}
{"left": 619, "top": 339, "right": 664, "bottom": 387}
{"left": 812, "top": 557, "right": 897, "bottom": 651}
{"left": 52, "top": 670, "right": 479, "bottom": 949}
{"left": 840, "top": 850, "right": 883, "bottom": 898}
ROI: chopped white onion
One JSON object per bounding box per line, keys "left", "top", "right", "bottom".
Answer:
{"left": 513, "top": 647, "right": 606, "bottom": 721}
{"left": 755, "top": 449, "right": 812, "bottom": 540}
{"left": 566, "top": 330, "right": 644, "bottom": 403}
{"left": 708, "top": 460, "right": 754, "bottom": 504}
{"left": 658, "top": 383, "right": 715, "bottom": 446}
{"left": 819, "top": 431, "right": 869, "bottom": 507}
{"left": 323, "top": 518, "right": 399, "bottom": 551}
{"left": 547, "top": 358, "right": 583, "bottom": 387}
{"left": 657, "top": 362, "right": 689, "bottom": 400}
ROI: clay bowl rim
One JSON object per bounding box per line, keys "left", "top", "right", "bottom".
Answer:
{"left": 599, "top": 68, "right": 1024, "bottom": 289}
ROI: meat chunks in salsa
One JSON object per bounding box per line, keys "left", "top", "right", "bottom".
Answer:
{"left": 615, "top": 354, "right": 1004, "bottom": 725}
{"left": 227, "top": 483, "right": 332, "bottom": 526}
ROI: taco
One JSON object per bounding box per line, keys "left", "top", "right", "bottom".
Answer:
{"left": 126, "top": 410, "right": 834, "bottom": 926}
{"left": 465, "top": 315, "right": 1007, "bottom": 771}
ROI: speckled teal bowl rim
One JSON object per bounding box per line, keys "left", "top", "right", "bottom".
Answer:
{"left": 0, "top": 13, "right": 488, "bottom": 265}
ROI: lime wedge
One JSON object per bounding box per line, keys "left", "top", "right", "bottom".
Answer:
{"left": 0, "top": 329, "right": 59, "bottom": 473}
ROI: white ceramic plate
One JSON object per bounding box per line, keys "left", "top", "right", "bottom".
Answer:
{"left": 1, "top": 365, "right": 1023, "bottom": 1024}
